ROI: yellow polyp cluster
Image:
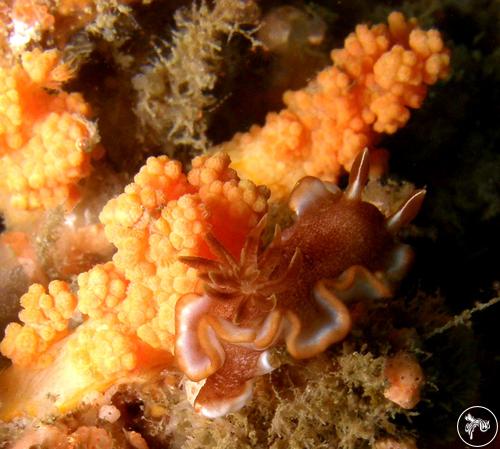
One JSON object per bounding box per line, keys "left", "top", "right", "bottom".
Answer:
{"left": 118, "top": 283, "right": 157, "bottom": 328}
{"left": 189, "top": 152, "right": 269, "bottom": 256}
{"left": 188, "top": 151, "right": 239, "bottom": 187}
{"left": 155, "top": 194, "right": 208, "bottom": 254}
{"left": 0, "top": 280, "right": 76, "bottom": 367}
{"left": 0, "top": 324, "right": 51, "bottom": 368}
{"left": 0, "top": 48, "right": 104, "bottom": 210}
{"left": 77, "top": 262, "right": 129, "bottom": 319}
{"left": 126, "top": 155, "right": 192, "bottom": 212}
{"left": 219, "top": 11, "right": 450, "bottom": 199}
{"left": 67, "top": 318, "right": 139, "bottom": 377}
{"left": 100, "top": 156, "right": 192, "bottom": 283}
{"left": 21, "top": 48, "right": 75, "bottom": 88}
{"left": 19, "top": 281, "right": 76, "bottom": 333}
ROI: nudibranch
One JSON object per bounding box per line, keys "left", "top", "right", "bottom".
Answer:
{"left": 175, "top": 149, "right": 425, "bottom": 417}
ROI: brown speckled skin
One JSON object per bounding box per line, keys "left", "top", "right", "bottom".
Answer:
{"left": 277, "top": 195, "right": 392, "bottom": 316}
{"left": 196, "top": 343, "right": 260, "bottom": 406}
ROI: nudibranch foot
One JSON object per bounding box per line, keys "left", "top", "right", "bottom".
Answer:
{"left": 284, "top": 279, "right": 352, "bottom": 359}
{"left": 193, "top": 343, "right": 272, "bottom": 418}
{"left": 320, "top": 266, "right": 393, "bottom": 304}
{"left": 196, "top": 378, "right": 255, "bottom": 419}
{"left": 175, "top": 293, "right": 225, "bottom": 382}
{"left": 175, "top": 148, "right": 426, "bottom": 417}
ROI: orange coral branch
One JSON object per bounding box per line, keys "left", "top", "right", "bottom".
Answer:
{"left": 0, "top": 152, "right": 269, "bottom": 418}
{"left": 219, "top": 12, "right": 450, "bottom": 199}
{"left": 98, "top": 152, "right": 269, "bottom": 349}
{"left": 0, "top": 48, "right": 104, "bottom": 210}
{"left": 0, "top": 280, "right": 76, "bottom": 367}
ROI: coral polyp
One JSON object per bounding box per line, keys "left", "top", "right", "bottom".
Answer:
{"left": 175, "top": 149, "right": 425, "bottom": 417}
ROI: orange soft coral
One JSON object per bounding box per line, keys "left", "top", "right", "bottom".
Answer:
{"left": 0, "top": 280, "right": 76, "bottom": 367}
{"left": 219, "top": 12, "right": 450, "bottom": 199}
{"left": 99, "top": 152, "right": 269, "bottom": 350}
{"left": 77, "top": 262, "right": 129, "bottom": 319}
{"left": 0, "top": 48, "right": 104, "bottom": 210}
{"left": 0, "top": 152, "right": 269, "bottom": 419}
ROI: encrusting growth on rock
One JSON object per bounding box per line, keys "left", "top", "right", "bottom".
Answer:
{"left": 219, "top": 12, "right": 450, "bottom": 199}
{"left": 383, "top": 351, "right": 424, "bottom": 409}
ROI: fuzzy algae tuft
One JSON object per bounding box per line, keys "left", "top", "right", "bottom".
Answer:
{"left": 133, "top": 0, "right": 260, "bottom": 154}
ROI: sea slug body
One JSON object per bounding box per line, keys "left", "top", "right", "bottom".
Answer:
{"left": 176, "top": 149, "right": 426, "bottom": 417}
